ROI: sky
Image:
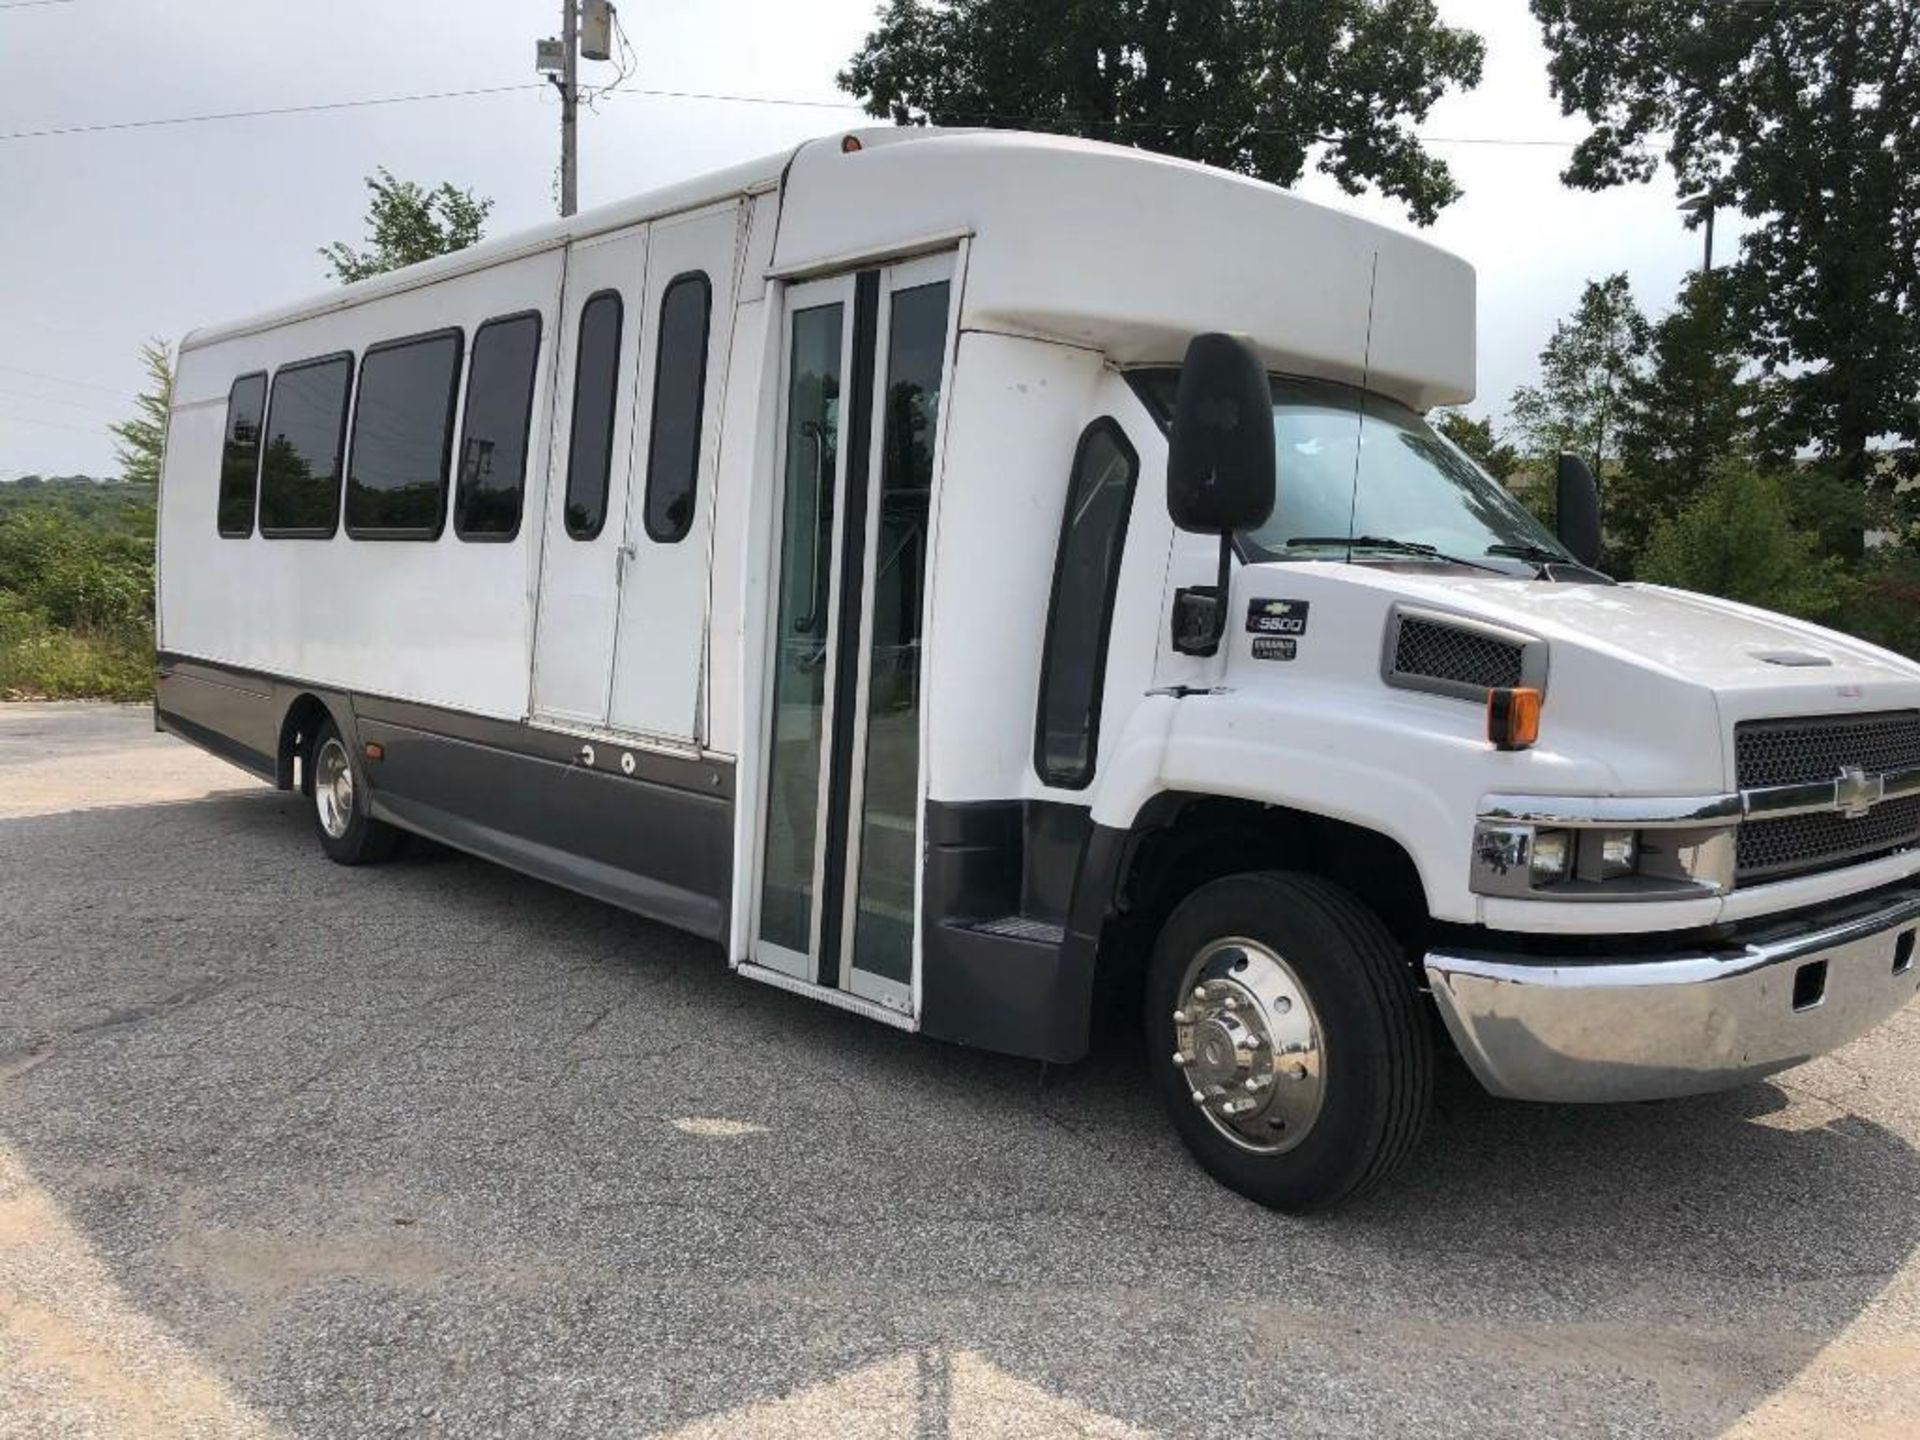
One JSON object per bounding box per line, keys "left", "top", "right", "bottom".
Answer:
{"left": 0, "top": 0, "right": 1725, "bottom": 480}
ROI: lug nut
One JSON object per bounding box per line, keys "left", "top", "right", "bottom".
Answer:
{"left": 1172, "top": 1010, "right": 1189, "bottom": 1024}
{"left": 1275, "top": 996, "right": 1292, "bottom": 1014}
{"left": 1190, "top": 1089, "right": 1207, "bottom": 1105}
{"left": 1172, "top": 1051, "right": 1190, "bottom": 1067}
{"left": 1243, "top": 1077, "right": 1261, "bottom": 1092}
{"left": 1222, "top": 996, "right": 1238, "bottom": 1010}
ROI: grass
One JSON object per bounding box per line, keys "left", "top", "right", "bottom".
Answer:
{"left": 0, "top": 478, "right": 156, "bottom": 701}
{"left": 0, "top": 599, "right": 153, "bottom": 702}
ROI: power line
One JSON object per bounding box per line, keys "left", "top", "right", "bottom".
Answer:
{"left": 0, "top": 410, "right": 109, "bottom": 438}
{"left": 0, "top": 362, "right": 137, "bottom": 399}
{"left": 0, "top": 82, "right": 546, "bottom": 142}
{"left": 0, "top": 0, "right": 76, "bottom": 11}
{"left": 0, "top": 77, "right": 1601, "bottom": 150}
{"left": 0, "top": 383, "right": 127, "bottom": 415}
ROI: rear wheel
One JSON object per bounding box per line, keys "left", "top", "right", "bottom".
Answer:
{"left": 1146, "top": 871, "right": 1431, "bottom": 1212}
{"left": 307, "top": 717, "right": 400, "bottom": 866}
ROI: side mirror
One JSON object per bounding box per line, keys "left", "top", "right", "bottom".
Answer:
{"left": 1165, "top": 334, "right": 1275, "bottom": 659}
{"left": 1167, "top": 333, "right": 1276, "bottom": 534}
{"left": 1555, "top": 452, "right": 1602, "bottom": 568}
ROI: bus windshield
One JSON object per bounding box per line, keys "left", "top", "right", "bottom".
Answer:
{"left": 1135, "top": 372, "right": 1567, "bottom": 571}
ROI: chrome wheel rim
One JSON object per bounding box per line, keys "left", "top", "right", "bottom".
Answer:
{"left": 314, "top": 737, "right": 354, "bottom": 840}
{"left": 1171, "top": 937, "right": 1326, "bottom": 1154}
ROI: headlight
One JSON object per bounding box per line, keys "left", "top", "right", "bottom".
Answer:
{"left": 1471, "top": 818, "right": 1734, "bottom": 900}
{"left": 1528, "top": 829, "right": 1573, "bottom": 885}
{"left": 1597, "top": 830, "right": 1637, "bottom": 879}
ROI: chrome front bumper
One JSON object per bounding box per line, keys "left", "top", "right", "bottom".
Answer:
{"left": 1425, "top": 888, "right": 1920, "bottom": 1103}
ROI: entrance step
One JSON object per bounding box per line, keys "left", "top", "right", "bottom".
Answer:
{"left": 956, "top": 914, "right": 1066, "bottom": 947}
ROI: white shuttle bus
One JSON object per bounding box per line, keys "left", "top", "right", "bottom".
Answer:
{"left": 156, "top": 130, "right": 1920, "bottom": 1210}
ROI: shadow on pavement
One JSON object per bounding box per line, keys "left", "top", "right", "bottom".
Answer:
{"left": 3, "top": 788, "right": 1916, "bottom": 1436}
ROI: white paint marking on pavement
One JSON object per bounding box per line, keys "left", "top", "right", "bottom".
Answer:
{"left": 669, "top": 1117, "right": 768, "bottom": 1138}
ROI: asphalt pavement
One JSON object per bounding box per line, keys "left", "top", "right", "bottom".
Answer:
{"left": 2, "top": 702, "right": 1917, "bottom": 1437}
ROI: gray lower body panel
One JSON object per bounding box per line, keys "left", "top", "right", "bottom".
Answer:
{"left": 151, "top": 652, "right": 734, "bottom": 944}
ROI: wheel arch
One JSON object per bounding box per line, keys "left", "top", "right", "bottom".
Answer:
{"left": 275, "top": 691, "right": 346, "bottom": 792}
{"left": 1073, "top": 790, "right": 1433, "bottom": 1025}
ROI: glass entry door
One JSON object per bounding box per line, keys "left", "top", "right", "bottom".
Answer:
{"left": 754, "top": 255, "right": 955, "bottom": 1013}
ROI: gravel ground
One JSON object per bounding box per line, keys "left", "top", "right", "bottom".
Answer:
{"left": 1, "top": 701, "right": 1917, "bottom": 1438}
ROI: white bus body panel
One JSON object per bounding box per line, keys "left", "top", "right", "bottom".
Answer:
{"left": 161, "top": 248, "right": 567, "bottom": 720}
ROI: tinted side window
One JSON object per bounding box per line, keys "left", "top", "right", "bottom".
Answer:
{"left": 1035, "top": 419, "right": 1139, "bottom": 789}
{"left": 259, "top": 354, "right": 352, "bottom": 537}
{"left": 345, "top": 329, "right": 463, "bottom": 539}
{"left": 454, "top": 312, "right": 541, "bottom": 540}
{"left": 642, "top": 272, "right": 712, "bottom": 543}
{"left": 218, "top": 373, "right": 266, "bottom": 537}
{"left": 564, "top": 290, "right": 622, "bottom": 540}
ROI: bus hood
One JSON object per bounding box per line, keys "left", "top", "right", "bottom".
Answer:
{"left": 1378, "top": 573, "right": 1920, "bottom": 699}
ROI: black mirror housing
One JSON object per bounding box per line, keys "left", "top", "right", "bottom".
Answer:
{"left": 1167, "top": 333, "right": 1275, "bottom": 535}
{"left": 1555, "top": 452, "right": 1602, "bottom": 567}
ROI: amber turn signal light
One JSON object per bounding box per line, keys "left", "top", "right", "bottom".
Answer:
{"left": 1487, "top": 687, "right": 1541, "bottom": 751}
{"left": 364, "top": 741, "right": 385, "bottom": 762}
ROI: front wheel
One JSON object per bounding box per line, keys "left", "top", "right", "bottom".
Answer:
{"left": 1145, "top": 872, "right": 1432, "bottom": 1212}
{"left": 307, "top": 717, "right": 401, "bottom": 866}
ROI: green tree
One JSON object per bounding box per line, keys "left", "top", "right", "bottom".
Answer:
{"left": 108, "top": 339, "right": 173, "bottom": 487}
{"left": 1530, "top": 0, "right": 1920, "bottom": 491}
{"left": 320, "top": 167, "right": 493, "bottom": 285}
{"left": 839, "top": 0, "right": 1487, "bottom": 224}
{"left": 1509, "top": 273, "right": 1649, "bottom": 479}
{"left": 1609, "top": 272, "right": 1751, "bottom": 565}
{"left": 1434, "top": 409, "right": 1519, "bottom": 480}
{"left": 1636, "top": 460, "right": 1844, "bottom": 621}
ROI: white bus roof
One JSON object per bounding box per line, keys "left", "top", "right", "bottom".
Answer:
{"left": 184, "top": 128, "right": 1475, "bottom": 410}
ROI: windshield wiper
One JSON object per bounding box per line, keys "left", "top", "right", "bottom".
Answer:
{"left": 1485, "top": 542, "right": 1614, "bottom": 582}
{"left": 1285, "top": 536, "right": 1507, "bottom": 576}
{"left": 1486, "top": 543, "right": 1572, "bottom": 565}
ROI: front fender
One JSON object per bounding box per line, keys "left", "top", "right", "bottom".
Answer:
{"left": 1088, "top": 685, "right": 1621, "bottom": 925}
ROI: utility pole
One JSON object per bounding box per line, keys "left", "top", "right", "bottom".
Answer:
{"left": 559, "top": 0, "right": 578, "bottom": 216}
{"left": 538, "top": 3, "right": 614, "bottom": 218}
{"left": 1677, "top": 192, "right": 1716, "bottom": 274}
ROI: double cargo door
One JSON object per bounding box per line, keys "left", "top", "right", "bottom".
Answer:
{"left": 530, "top": 201, "right": 742, "bottom": 743}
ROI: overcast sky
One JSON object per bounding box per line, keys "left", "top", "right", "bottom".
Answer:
{"left": 0, "top": 0, "right": 1722, "bottom": 479}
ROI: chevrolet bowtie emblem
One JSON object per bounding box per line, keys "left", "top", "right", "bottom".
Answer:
{"left": 1835, "top": 766, "right": 1881, "bottom": 820}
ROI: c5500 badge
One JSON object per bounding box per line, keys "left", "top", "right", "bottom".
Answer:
{"left": 1247, "top": 598, "right": 1310, "bottom": 636}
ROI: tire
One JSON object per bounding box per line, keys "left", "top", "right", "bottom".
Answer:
{"left": 1145, "top": 871, "right": 1432, "bottom": 1213}
{"left": 306, "top": 716, "right": 401, "bottom": 866}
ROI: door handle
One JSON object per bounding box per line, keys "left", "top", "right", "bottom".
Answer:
{"left": 616, "top": 541, "right": 637, "bottom": 583}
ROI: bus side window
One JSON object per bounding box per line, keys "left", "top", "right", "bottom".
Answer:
{"left": 642, "top": 271, "right": 712, "bottom": 544}
{"left": 563, "top": 290, "right": 623, "bottom": 540}
{"left": 218, "top": 372, "right": 267, "bottom": 537}
{"left": 344, "top": 328, "right": 463, "bottom": 540}
{"left": 454, "top": 312, "right": 542, "bottom": 541}
{"left": 259, "top": 353, "right": 354, "bottom": 539}
{"left": 1035, "top": 418, "right": 1139, "bottom": 789}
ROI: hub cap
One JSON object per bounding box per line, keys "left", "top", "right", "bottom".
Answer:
{"left": 1171, "top": 938, "right": 1325, "bottom": 1154}
{"left": 314, "top": 737, "right": 354, "bottom": 840}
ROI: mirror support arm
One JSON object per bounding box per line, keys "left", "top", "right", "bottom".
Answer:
{"left": 1171, "top": 531, "right": 1234, "bottom": 658}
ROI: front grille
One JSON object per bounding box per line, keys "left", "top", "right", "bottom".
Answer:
{"left": 1735, "top": 710, "right": 1920, "bottom": 789}
{"left": 1391, "top": 618, "right": 1524, "bottom": 691}
{"left": 1739, "top": 795, "right": 1920, "bottom": 881}
{"left": 1735, "top": 711, "right": 1920, "bottom": 883}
